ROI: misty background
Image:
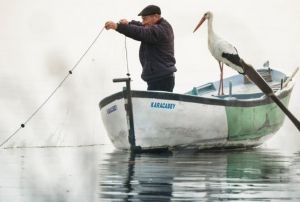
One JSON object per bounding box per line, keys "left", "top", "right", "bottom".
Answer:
{"left": 0, "top": 0, "right": 299, "bottom": 151}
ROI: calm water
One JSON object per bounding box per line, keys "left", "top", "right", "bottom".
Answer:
{"left": 1, "top": 145, "right": 300, "bottom": 202}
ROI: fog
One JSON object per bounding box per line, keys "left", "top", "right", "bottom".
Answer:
{"left": 1, "top": 0, "right": 300, "bottom": 151}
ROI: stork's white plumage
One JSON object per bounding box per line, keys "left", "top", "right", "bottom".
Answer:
{"left": 193, "top": 11, "right": 245, "bottom": 95}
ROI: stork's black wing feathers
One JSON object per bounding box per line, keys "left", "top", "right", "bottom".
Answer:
{"left": 221, "top": 52, "right": 241, "bottom": 67}
{"left": 221, "top": 52, "right": 245, "bottom": 74}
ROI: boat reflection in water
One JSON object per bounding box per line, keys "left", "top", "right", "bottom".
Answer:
{"left": 98, "top": 148, "right": 300, "bottom": 201}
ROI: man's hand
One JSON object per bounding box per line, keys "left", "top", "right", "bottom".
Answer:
{"left": 105, "top": 21, "right": 118, "bottom": 30}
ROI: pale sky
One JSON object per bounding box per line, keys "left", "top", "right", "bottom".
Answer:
{"left": 0, "top": 0, "right": 300, "bottom": 150}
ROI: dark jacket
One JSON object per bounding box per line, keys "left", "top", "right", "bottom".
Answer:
{"left": 116, "top": 18, "right": 177, "bottom": 82}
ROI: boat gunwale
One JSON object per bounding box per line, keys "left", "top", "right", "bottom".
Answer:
{"left": 99, "top": 86, "right": 293, "bottom": 109}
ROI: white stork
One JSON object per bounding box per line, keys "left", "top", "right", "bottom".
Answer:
{"left": 193, "top": 11, "right": 300, "bottom": 131}
{"left": 193, "top": 11, "right": 245, "bottom": 95}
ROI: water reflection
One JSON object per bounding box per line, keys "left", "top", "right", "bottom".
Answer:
{"left": 1, "top": 146, "right": 300, "bottom": 201}
{"left": 99, "top": 151, "right": 174, "bottom": 201}
{"left": 99, "top": 148, "right": 300, "bottom": 201}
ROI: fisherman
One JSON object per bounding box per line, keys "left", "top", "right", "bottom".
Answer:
{"left": 105, "top": 5, "right": 177, "bottom": 92}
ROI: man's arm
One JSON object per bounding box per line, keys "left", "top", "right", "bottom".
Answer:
{"left": 105, "top": 19, "right": 142, "bottom": 30}
{"left": 116, "top": 23, "right": 163, "bottom": 44}
{"left": 128, "top": 20, "right": 143, "bottom": 26}
{"left": 105, "top": 20, "right": 164, "bottom": 43}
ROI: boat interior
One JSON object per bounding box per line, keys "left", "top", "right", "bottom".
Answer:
{"left": 185, "top": 68, "right": 288, "bottom": 100}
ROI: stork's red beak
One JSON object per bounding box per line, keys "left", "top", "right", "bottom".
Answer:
{"left": 193, "top": 16, "right": 206, "bottom": 33}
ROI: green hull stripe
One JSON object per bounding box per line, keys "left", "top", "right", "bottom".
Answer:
{"left": 226, "top": 95, "right": 291, "bottom": 141}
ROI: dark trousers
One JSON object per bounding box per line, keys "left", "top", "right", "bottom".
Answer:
{"left": 147, "top": 75, "right": 175, "bottom": 92}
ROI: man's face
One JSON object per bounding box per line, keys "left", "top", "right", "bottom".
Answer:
{"left": 142, "top": 14, "right": 158, "bottom": 26}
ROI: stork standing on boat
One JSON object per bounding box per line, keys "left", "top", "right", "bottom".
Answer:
{"left": 193, "top": 11, "right": 300, "bottom": 131}
{"left": 193, "top": 11, "right": 245, "bottom": 95}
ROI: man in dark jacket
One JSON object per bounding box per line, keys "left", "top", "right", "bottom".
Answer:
{"left": 105, "top": 5, "right": 177, "bottom": 92}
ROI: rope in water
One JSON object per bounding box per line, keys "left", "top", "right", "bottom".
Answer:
{"left": 0, "top": 27, "right": 105, "bottom": 148}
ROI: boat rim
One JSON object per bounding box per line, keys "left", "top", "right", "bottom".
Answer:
{"left": 99, "top": 86, "right": 293, "bottom": 109}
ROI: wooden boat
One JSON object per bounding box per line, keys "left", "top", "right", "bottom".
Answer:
{"left": 99, "top": 67, "right": 295, "bottom": 151}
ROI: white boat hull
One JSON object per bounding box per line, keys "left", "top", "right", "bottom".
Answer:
{"left": 101, "top": 96, "right": 229, "bottom": 149}
{"left": 100, "top": 69, "right": 294, "bottom": 150}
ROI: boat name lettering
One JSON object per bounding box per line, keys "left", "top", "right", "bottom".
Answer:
{"left": 151, "top": 102, "right": 176, "bottom": 109}
{"left": 107, "top": 105, "right": 117, "bottom": 114}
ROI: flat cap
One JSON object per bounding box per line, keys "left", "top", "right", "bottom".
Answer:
{"left": 138, "top": 5, "right": 161, "bottom": 16}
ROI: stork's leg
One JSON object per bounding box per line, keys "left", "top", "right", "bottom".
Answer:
{"left": 218, "top": 62, "right": 221, "bottom": 95}
{"left": 218, "top": 61, "right": 224, "bottom": 95}
{"left": 220, "top": 62, "right": 224, "bottom": 95}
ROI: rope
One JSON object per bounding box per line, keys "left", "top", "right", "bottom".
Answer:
{"left": 0, "top": 27, "right": 105, "bottom": 148}
{"left": 124, "top": 36, "right": 130, "bottom": 77}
